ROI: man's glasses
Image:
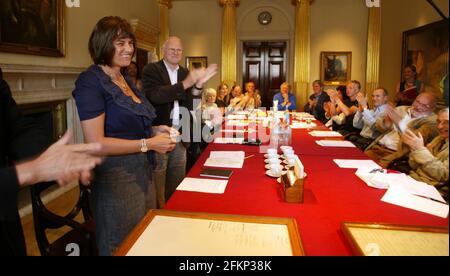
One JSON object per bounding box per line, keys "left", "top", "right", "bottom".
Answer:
{"left": 414, "top": 100, "right": 432, "bottom": 109}
{"left": 167, "top": 48, "right": 183, "bottom": 54}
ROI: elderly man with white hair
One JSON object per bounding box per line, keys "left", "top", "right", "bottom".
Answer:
{"left": 143, "top": 36, "right": 218, "bottom": 207}
{"left": 365, "top": 92, "right": 439, "bottom": 167}
{"left": 402, "top": 107, "right": 449, "bottom": 200}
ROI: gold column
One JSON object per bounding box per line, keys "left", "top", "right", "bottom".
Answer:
{"left": 292, "top": 0, "right": 313, "bottom": 111}
{"left": 158, "top": 0, "right": 172, "bottom": 58}
{"left": 219, "top": 0, "right": 240, "bottom": 85}
{"left": 365, "top": 4, "right": 381, "bottom": 104}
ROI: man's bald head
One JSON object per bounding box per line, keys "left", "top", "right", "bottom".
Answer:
{"left": 162, "top": 36, "right": 184, "bottom": 66}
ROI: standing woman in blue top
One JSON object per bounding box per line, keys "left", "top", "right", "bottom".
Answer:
{"left": 273, "top": 82, "right": 297, "bottom": 111}
{"left": 73, "top": 16, "right": 177, "bottom": 256}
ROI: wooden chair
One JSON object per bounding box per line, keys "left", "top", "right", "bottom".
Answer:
{"left": 30, "top": 182, "right": 97, "bottom": 256}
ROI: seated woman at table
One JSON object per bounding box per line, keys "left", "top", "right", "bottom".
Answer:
{"left": 323, "top": 86, "right": 348, "bottom": 129}
{"left": 304, "top": 94, "right": 317, "bottom": 114}
{"left": 237, "top": 81, "right": 261, "bottom": 111}
{"left": 202, "top": 88, "right": 223, "bottom": 129}
{"left": 326, "top": 82, "right": 360, "bottom": 136}
{"left": 273, "top": 82, "right": 297, "bottom": 111}
{"left": 227, "top": 85, "right": 244, "bottom": 112}
{"left": 401, "top": 107, "right": 449, "bottom": 200}
{"left": 216, "top": 82, "right": 230, "bottom": 113}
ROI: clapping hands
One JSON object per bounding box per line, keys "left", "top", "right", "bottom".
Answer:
{"left": 183, "top": 64, "right": 219, "bottom": 90}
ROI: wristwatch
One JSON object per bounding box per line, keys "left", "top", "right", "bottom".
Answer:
{"left": 140, "top": 139, "right": 148, "bottom": 153}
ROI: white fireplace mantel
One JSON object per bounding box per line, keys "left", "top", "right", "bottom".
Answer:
{"left": 1, "top": 63, "right": 86, "bottom": 145}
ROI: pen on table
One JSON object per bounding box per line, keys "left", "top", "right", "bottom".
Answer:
{"left": 244, "top": 154, "right": 255, "bottom": 159}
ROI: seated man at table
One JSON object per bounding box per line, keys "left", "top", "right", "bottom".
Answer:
{"left": 401, "top": 107, "right": 449, "bottom": 201}
{"left": 365, "top": 92, "right": 439, "bottom": 168}
{"left": 348, "top": 87, "right": 389, "bottom": 150}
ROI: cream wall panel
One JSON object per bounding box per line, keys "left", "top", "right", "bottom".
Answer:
{"left": 170, "top": 0, "right": 223, "bottom": 88}
{"left": 310, "top": 0, "right": 368, "bottom": 92}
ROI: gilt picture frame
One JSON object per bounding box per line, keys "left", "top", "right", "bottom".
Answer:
{"left": 402, "top": 19, "right": 449, "bottom": 95}
{"left": 320, "top": 51, "right": 352, "bottom": 85}
{"left": 186, "top": 56, "right": 207, "bottom": 71}
{"left": 0, "top": 0, "right": 65, "bottom": 57}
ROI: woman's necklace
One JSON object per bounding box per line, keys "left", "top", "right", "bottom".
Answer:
{"left": 101, "top": 65, "right": 141, "bottom": 104}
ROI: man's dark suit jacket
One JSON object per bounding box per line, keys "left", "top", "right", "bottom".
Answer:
{"left": 142, "top": 59, "right": 200, "bottom": 127}
{"left": 0, "top": 77, "right": 46, "bottom": 256}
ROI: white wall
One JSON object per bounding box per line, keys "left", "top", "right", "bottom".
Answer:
{"left": 311, "top": 0, "right": 369, "bottom": 91}
{"left": 0, "top": 0, "right": 159, "bottom": 68}
{"left": 380, "top": 0, "right": 449, "bottom": 98}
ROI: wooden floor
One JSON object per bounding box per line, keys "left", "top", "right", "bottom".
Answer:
{"left": 20, "top": 186, "right": 83, "bottom": 256}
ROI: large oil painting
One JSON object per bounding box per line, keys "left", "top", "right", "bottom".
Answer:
{"left": 402, "top": 19, "right": 448, "bottom": 96}
{"left": 0, "top": 0, "right": 64, "bottom": 56}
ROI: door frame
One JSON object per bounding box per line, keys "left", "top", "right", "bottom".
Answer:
{"left": 238, "top": 37, "right": 293, "bottom": 92}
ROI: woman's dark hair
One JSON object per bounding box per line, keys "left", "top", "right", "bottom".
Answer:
{"left": 337, "top": 85, "right": 350, "bottom": 102}
{"left": 0, "top": 67, "right": 3, "bottom": 80}
{"left": 88, "top": 16, "right": 136, "bottom": 66}
{"left": 405, "top": 65, "right": 417, "bottom": 79}
{"left": 405, "top": 65, "right": 417, "bottom": 73}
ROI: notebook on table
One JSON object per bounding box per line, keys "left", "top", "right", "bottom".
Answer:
{"left": 200, "top": 168, "right": 233, "bottom": 179}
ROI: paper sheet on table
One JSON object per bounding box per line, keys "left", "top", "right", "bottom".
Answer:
{"left": 214, "top": 137, "right": 245, "bottom": 144}
{"left": 356, "top": 168, "right": 391, "bottom": 189}
{"left": 309, "top": 131, "right": 342, "bottom": 137}
{"left": 176, "top": 177, "right": 228, "bottom": 194}
{"left": 235, "top": 111, "right": 250, "bottom": 116}
{"left": 226, "top": 120, "right": 248, "bottom": 127}
{"left": 381, "top": 187, "right": 449, "bottom": 218}
{"left": 290, "top": 122, "right": 317, "bottom": 129}
{"left": 292, "top": 112, "right": 315, "bottom": 119}
{"left": 334, "top": 159, "right": 381, "bottom": 169}
{"left": 204, "top": 151, "right": 245, "bottom": 169}
{"left": 316, "top": 140, "right": 356, "bottom": 147}
{"left": 220, "top": 129, "right": 247, "bottom": 134}
{"left": 227, "top": 115, "right": 247, "bottom": 120}
{"left": 356, "top": 169, "right": 445, "bottom": 202}
{"left": 210, "top": 151, "right": 245, "bottom": 159}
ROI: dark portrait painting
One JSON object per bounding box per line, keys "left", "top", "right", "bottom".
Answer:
{"left": 321, "top": 52, "right": 352, "bottom": 85}
{"left": 0, "top": 0, "right": 64, "bottom": 56}
{"left": 402, "top": 19, "right": 449, "bottom": 96}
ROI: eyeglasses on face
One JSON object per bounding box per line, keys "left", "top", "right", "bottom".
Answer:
{"left": 167, "top": 48, "right": 183, "bottom": 54}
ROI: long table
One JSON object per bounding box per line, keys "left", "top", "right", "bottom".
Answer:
{"left": 164, "top": 121, "right": 448, "bottom": 256}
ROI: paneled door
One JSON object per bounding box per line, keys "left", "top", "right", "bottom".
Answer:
{"left": 242, "top": 41, "right": 287, "bottom": 109}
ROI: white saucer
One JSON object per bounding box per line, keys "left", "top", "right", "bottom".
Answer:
{"left": 264, "top": 154, "right": 281, "bottom": 159}
{"left": 265, "top": 159, "right": 282, "bottom": 164}
{"left": 265, "top": 164, "right": 284, "bottom": 170}
{"left": 266, "top": 170, "right": 287, "bottom": 178}
{"left": 282, "top": 160, "right": 293, "bottom": 165}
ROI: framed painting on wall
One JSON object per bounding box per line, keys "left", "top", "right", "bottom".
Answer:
{"left": 0, "top": 0, "right": 65, "bottom": 57}
{"left": 320, "top": 51, "right": 352, "bottom": 85}
{"left": 402, "top": 19, "right": 449, "bottom": 95}
{"left": 186, "top": 56, "right": 207, "bottom": 71}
